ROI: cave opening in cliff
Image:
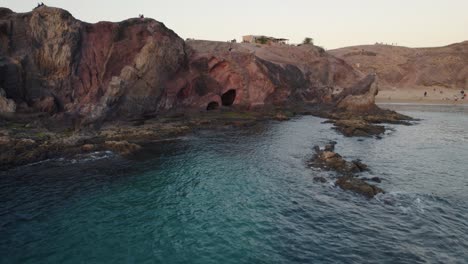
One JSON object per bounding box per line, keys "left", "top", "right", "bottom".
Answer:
{"left": 206, "top": 101, "right": 219, "bottom": 111}
{"left": 221, "top": 89, "right": 236, "bottom": 106}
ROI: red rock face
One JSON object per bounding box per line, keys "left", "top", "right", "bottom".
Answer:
{"left": 0, "top": 6, "right": 186, "bottom": 120}
{"left": 0, "top": 6, "right": 377, "bottom": 120}
{"left": 164, "top": 40, "right": 364, "bottom": 111}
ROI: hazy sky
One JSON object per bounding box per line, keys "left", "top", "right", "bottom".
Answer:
{"left": 2, "top": 0, "right": 467, "bottom": 49}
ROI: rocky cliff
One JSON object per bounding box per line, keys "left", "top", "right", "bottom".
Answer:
{"left": 329, "top": 42, "right": 468, "bottom": 90}
{"left": 0, "top": 6, "right": 378, "bottom": 123}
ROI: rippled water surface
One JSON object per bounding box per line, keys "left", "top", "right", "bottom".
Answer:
{"left": 1, "top": 104, "right": 467, "bottom": 264}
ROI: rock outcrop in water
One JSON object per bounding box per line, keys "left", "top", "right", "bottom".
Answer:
{"left": 335, "top": 176, "right": 384, "bottom": 199}
{"left": 309, "top": 142, "right": 384, "bottom": 198}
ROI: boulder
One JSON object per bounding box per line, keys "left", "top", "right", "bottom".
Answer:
{"left": 335, "top": 74, "right": 379, "bottom": 113}
{"left": 335, "top": 176, "right": 384, "bottom": 198}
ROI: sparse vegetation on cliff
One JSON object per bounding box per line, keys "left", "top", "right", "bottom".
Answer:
{"left": 303, "top": 37, "right": 314, "bottom": 45}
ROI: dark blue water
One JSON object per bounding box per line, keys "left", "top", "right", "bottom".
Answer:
{"left": 1, "top": 104, "right": 467, "bottom": 264}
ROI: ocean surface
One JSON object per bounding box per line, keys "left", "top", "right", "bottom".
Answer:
{"left": 1, "top": 104, "right": 467, "bottom": 264}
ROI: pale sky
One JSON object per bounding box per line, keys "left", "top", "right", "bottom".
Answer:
{"left": 2, "top": 0, "right": 467, "bottom": 49}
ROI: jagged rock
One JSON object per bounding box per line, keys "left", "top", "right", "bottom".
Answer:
{"left": 335, "top": 176, "right": 384, "bottom": 198}
{"left": 309, "top": 143, "right": 364, "bottom": 175}
{"left": 335, "top": 74, "right": 379, "bottom": 113}
{"left": 309, "top": 142, "right": 384, "bottom": 198}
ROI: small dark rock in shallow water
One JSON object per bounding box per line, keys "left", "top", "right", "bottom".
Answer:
{"left": 313, "top": 176, "right": 327, "bottom": 183}
{"left": 335, "top": 176, "right": 384, "bottom": 198}
{"left": 324, "top": 141, "right": 337, "bottom": 152}
{"left": 352, "top": 159, "right": 368, "bottom": 172}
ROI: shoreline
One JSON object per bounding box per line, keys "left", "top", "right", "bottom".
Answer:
{"left": 376, "top": 87, "right": 467, "bottom": 105}
{"left": 0, "top": 106, "right": 411, "bottom": 171}
{"left": 376, "top": 100, "right": 468, "bottom": 106}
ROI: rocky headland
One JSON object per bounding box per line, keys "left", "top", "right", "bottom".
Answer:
{"left": 0, "top": 6, "right": 410, "bottom": 170}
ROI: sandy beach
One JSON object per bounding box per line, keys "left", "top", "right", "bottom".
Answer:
{"left": 376, "top": 87, "right": 468, "bottom": 105}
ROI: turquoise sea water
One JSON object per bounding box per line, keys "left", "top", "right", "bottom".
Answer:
{"left": 1, "top": 104, "right": 468, "bottom": 263}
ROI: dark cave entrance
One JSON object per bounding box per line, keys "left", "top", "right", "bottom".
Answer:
{"left": 206, "top": 101, "right": 219, "bottom": 111}
{"left": 221, "top": 89, "right": 236, "bottom": 106}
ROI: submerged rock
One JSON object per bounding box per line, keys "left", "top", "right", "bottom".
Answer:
{"left": 331, "top": 119, "right": 385, "bottom": 137}
{"left": 313, "top": 176, "right": 328, "bottom": 183}
{"left": 335, "top": 176, "right": 384, "bottom": 198}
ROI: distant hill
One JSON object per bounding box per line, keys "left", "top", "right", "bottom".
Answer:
{"left": 329, "top": 42, "right": 468, "bottom": 90}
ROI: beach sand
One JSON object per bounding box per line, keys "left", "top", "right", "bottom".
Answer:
{"left": 376, "top": 87, "right": 468, "bottom": 105}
